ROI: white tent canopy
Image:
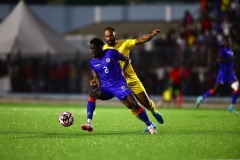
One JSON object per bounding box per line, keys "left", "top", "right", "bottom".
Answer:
{"left": 0, "top": 0, "right": 80, "bottom": 58}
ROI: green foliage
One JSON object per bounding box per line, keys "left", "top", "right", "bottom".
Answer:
{"left": 0, "top": 103, "right": 239, "bottom": 160}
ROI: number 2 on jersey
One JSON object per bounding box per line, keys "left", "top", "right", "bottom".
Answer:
{"left": 103, "top": 66, "right": 109, "bottom": 73}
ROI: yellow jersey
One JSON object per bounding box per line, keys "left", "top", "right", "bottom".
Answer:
{"left": 103, "top": 39, "right": 139, "bottom": 83}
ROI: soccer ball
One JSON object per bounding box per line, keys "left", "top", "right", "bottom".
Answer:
{"left": 59, "top": 111, "right": 74, "bottom": 127}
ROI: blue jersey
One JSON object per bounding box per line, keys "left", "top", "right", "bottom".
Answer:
{"left": 90, "top": 49, "right": 126, "bottom": 87}
{"left": 219, "top": 47, "right": 234, "bottom": 73}
{"left": 216, "top": 46, "right": 237, "bottom": 84}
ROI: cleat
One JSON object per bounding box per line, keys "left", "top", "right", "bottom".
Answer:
{"left": 143, "top": 122, "right": 157, "bottom": 133}
{"left": 228, "top": 106, "right": 238, "bottom": 115}
{"left": 148, "top": 125, "right": 157, "bottom": 134}
{"left": 196, "top": 96, "right": 203, "bottom": 108}
{"left": 81, "top": 122, "right": 94, "bottom": 132}
{"left": 153, "top": 112, "right": 164, "bottom": 124}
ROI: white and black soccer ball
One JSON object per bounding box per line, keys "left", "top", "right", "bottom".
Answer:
{"left": 59, "top": 111, "right": 74, "bottom": 127}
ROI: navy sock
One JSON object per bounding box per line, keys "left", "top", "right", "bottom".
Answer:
{"left": 203, "top": 89, "right": 214, "bottom": 99}
{"left": 87, "top": 97, "right": 96, "bottom": 120}
{"left": 231, "top": 90, "right": 238, "bottom": 104}
{"left": 136, "top": 107, "right": 151, "bottom": 126}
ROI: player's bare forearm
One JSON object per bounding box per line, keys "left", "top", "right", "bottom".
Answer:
{"left": 121, "top": 56, "right": 131, "bottom": 78}
{"left": 135, "top": 29, "right": 161, "bottom": 46}
{"left": 90, "top": 72, "right": 100, "bottom": 86}
{"left": 123, "top": 57, "right": 131, "bottom": 70}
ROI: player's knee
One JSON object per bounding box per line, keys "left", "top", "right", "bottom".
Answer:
{"left": 89, "top": 88, "right": 101, "bottom": 99}
{"left": 231, "top": 81, "right": 239, "bottom": 91}
{"left": 142, "top": 100, "right": 151, "bottom": 108}
{"left": 131, "top": 102, "right": 140, "bottom": 110}
{"left": 89, "top": 91, "right": 96, "bottom": 98}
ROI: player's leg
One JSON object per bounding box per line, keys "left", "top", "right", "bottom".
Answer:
{"left": 197, "top": 72, "right": 222, "bottom": 108}
{"left": 81, "top": 87, "right": 114, "bottom": 132}
{"left": 123, "top": 93, "right": 157, "bottom": 134}
{"left": 121, "top": 97, "right": 157, "bottom": 132}
{"left": 175, "top": 83, "right": 183, "bottom": 108}
{"left": 196, "top": 83, "right": 220, "bottom": 108}
{"left": 171, "top": 83, "right": 177, "bottom": 106}
{"left": 124, "top": 83, "right": 145, "bottom": 120}
{"left": 113, "top": 83, "right": 157, "bottom": 134}
{"left": 134, "top": 91, "right": 164, "bottom": 124}
{"left": 177, "top": 92, "right": 183, "bottom": 108}
{"left": 129, "top": 81, "right": 164, "bottom": 124}
{"left": 228, "top": 80, "right": 239, "bottom": 115}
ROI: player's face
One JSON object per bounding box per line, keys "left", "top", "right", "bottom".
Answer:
{"left": 104, "top": 30, "right": 116, "bottom": 46}
{"left": 90, "top": 44, "right": 102, "bottom": 58}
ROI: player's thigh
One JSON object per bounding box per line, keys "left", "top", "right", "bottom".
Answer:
{"left": 110, "top": 82, "right": 132, "bottom": 101}
{"left": 128, "top": 81, "right": 152, "bottom": 107}
{"left": 122, "top": 93, "right": 139, "bottom": 110}
{"left": 216, "top": 71, "right": 227, "bottom": 84}
{"left": 128, "top": 80, "right": 146, "bottom": 95}
{"left": 127, "top": 80, "right": 154, "bottom": 107}
{"left": 91, "top": 86, "right": 114, "bottom": 100}
{"left": 134, "top": 91, "right": 151, "bottom": 107}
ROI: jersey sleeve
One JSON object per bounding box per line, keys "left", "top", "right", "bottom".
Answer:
{"left": 125, "top": 39, "right": 136, "bottom": 50}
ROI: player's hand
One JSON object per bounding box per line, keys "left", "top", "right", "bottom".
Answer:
{"left": 152, "top": 29, "right": 161, "bottom": 36}
{"left": 90, "top": 79, "right": 98, "bottom": 86}
{"left": 122, "top": 71, "right": 131, "bottom": 79}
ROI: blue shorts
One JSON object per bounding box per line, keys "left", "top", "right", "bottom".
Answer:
{"left": 98, "top": 81, "right": 132, "bottom": 101}
{"left": 216, "top": 70, "right": 237, "bottom": 84}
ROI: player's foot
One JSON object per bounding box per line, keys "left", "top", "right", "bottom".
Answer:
{"left": 228, "top": 106, "right": 238, "bottom": 115}
{"left": 153, "top": 112, "right": 164, "bottom": 124}
{"left": 148, "top": 125, "right": 157, "bottom": 134}
{"left": 143, "top": 122, "right": 156, "bottom": 133}
{"left": 81, "top": 122, "right": 93, "bottom": 132}
{"left": 196, "top": 96, "right": 203, "bottom": 108}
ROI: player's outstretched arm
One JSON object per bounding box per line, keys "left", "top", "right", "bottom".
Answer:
{"left": 135, "top": 29, "right": 161, "bottom": 46}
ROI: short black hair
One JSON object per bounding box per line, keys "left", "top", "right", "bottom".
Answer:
{"left": 90, "top": 38, "right": 104, "bottom": 46}
{"left": 104, "top": 27, "right": 115, "bottom": 32}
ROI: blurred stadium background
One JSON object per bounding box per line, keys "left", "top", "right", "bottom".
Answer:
{"left": 0, "top": 0, "right": 239, "bottom": 105}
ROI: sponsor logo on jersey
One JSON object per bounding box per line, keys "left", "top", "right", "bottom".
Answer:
{"left": 94, "top": 64, "right": 100, "bottom": 67}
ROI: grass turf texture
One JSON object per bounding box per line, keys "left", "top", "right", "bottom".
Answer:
{"left": 0, "top": 103, "right": 239, "bottom": 160}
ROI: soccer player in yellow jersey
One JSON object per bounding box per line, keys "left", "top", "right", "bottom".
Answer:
{"left": 103, "top": 27, "right": 164, "bottom": 132}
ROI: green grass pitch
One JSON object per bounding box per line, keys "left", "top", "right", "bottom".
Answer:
{"left": 0, "top": 103, "right": 239, "bottom": 160}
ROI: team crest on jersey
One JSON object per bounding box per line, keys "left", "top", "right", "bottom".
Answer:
{"left": 106, "top": 58, "right": 110, "bottom": 62}
{"left": 121, "top": 86, "right": 127, "bottom": 91}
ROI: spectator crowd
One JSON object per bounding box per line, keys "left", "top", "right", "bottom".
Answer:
{"left": 0, "top": 0, "right": 239, "bottom": 96}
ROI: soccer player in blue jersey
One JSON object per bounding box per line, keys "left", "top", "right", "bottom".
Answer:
{"left": 81, "top": 38, "right": 157, "bottom": 134}
{"left": 196, "top": 36, "right": 239, "bottom": 114}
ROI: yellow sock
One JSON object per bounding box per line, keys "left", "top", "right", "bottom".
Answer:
{"left": 145, "top": 99, "right": 157, "bottom": 114}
